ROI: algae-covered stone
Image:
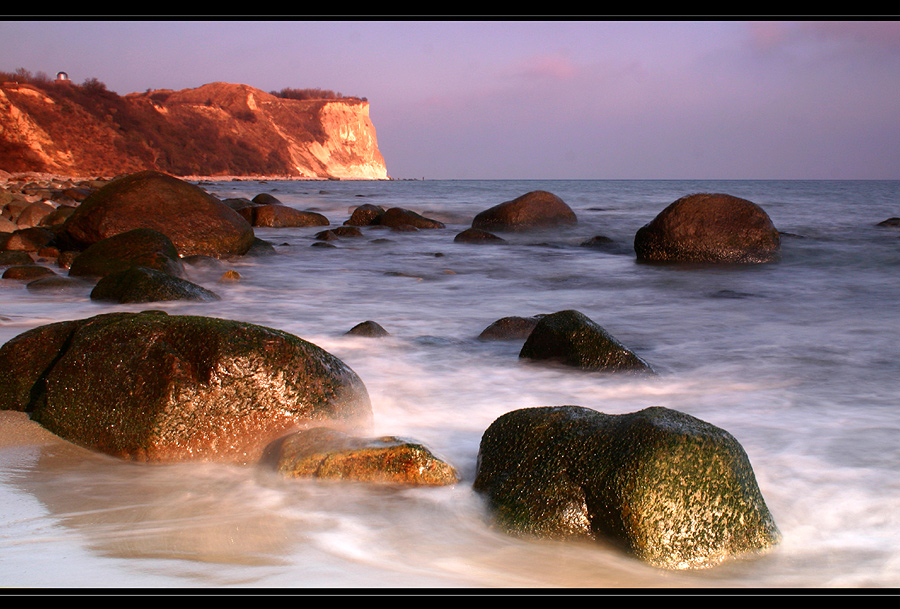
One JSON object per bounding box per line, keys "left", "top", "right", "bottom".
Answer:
{"left": 473, "top": 405, "right": 781, "bottom": 570}
{"left": 0, "top": 311, "right": 372, "bottom": 463}
{"left": 519, "top": 310, "right": 652, "bottom": 373}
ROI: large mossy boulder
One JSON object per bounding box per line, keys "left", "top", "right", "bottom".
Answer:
{"left": 269, "top": 427, "right": 459, "bottom": 486}
{"left": 0, "top": 311, "right": 372, "bottom": 463}
{"left": 471, "top": 190, "right": 577, "bottom": 232}
{"left": 473, "top": 405, "right": 781, "bottom": 570}
{"left": 633, "top": 193, "right": 780, "bottom": 264}
{"left": 519, "top": 310, "right": 652, "bottom": 373}
{"left": 67, "top": 228, "right": 185, "bottom": 279}
{"left": 56, "top": 171, "right": 256, "bottom": 258}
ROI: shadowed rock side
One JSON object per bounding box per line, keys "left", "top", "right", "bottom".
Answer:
{"left": 633, "top": 193, "right": 781, "bottom": 264}
{"left": 89, "top": 266, "right": 220, "bottom": 303}
{"left": 473, "top": 405, "right": 781, "bottom": 570}
{"left": 269, "top": 427, "right": 459, "bottom": 486}
{"left": 0, "top": 311, "right": 372, "bottom": 463}
{"left": 519, "top": 310, "right": 652, "bottom": 373}
{"left": 67, "top": 228, "right": 186, "bottom": 279}
{"left": 472, "top": 190, "right": 577, "bottom": 232}
{"left": 56, "top": 170, "right": 256, "bottom": 258}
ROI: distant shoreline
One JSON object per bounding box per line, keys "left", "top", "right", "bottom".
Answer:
{"left": 0, "top": 169, "right": 398, "bottom": 186}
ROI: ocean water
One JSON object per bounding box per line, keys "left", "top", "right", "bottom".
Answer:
{"left": 0, "top": 178, "right": 898, "bottom": 589}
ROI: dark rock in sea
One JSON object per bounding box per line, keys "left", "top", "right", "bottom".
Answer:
{"left": 876, "top": 217, "right": 900, "bottom": 227}
{"left": 345, "top": 320, "right": 389, "bottom": 337}
{"left": 55, "top": 170, "right": 256, "bottom": 258}
{"left": 67, "top": 228, "right": 185, "bottom": 279}
{"left": 331, "top": 226, "right": 363, "bottom": 238}
{"left": 252, "top": 192, "right": 283, "bottom": 206}
{"left": 268, "top": 427, "right": 459, "bottom": 486}
{"left": 344, "top": 204, "right": 385, "bottom": 226}
{"left": 378, "top": 207, "right": 445, "bottom": 230}
{"left": 314, "top": 229, "right": 340, "bottom": 242}
{"left": 473, "top": 405, "right": 781, "bottom": 569}
{"left": 633, "top": 193, "right": 780, "bottom": 264}
{"left": 519, "top": 310, "right": 652, "bottom": 373}
{"left": 2, "top": 265, "right": 56, "bottom": 281}
{"left": 26, "top": 276, "right": 90, "bottom": 292}
{"left": 471, "top": 190, "right": 577, "bottom": 232}
{"left": 0, "top": 311, "right": 372, "bottom": 463}
{"left": 454, "top": 228, "right": 506, "bottom": 244}
{"left": 250, "top": 204, "right": 329, "bottom": 228}
{"left": 579, "top": 235, "right": 630, "bottom": 254}
{"left": 89, "top": 266, "right": 220, "bottom": 304}
{"left": 244, "top": 237, "right": 277, "bottom": 257}
{"left": 478, "top": 315, "right": 543, "bottom": 341}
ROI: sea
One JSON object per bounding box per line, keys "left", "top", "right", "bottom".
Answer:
{"left": 0, "top": 178, "right": 898, "bottom": 590}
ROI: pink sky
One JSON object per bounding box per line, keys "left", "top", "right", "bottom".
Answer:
{"left": 1, "top": 19, "right": 898, "bottom": 180}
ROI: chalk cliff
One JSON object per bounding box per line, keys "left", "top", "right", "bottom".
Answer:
{"left": 0, "top": 81, "right": 388, "bottom": 179}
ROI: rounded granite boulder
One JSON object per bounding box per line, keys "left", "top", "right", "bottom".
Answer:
{"left": 0, "top": 311, "right": 372, "bottom": 463}
{"left": 471, "top": 190, "right": 577, "bottom": 232}
{"left": 56, "top": 170, "right": 256, "bottom": 258}
{"left": 634, "top": 193, "right": 780, "bottom": 264}
{"left": 473, "top": 405, "right": 781, "bottom": 569}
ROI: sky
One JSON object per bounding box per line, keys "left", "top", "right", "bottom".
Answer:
{"left": 1, "top": 18, "right": 899, "bottom": 180}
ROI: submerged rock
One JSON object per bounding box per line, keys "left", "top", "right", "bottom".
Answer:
{"left": 345, "top": 320, "right": 390, "bottom": 337}
{"left": 633, "top": 193, "right": 780, "bottom": 264}
{"left": 471, "top": 190, "right": 577, "bottom": 232}
{"left": 473, "top": 405, "right": 781, "bottom": 569}
{"left": 269, "top": 427, "right": 459, "bottom": 486}
{"left": 0, "top": 311, "right": 373, "bottom": 463}
{"left": 454, "top": 228, "right": 506, "bottom": 244}
{"left": 519, "top": 310, "right": 652, "bottom": 373}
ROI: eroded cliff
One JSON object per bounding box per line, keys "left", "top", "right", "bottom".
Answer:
{"left": 0, "top": 81, "right": 388, "bottom": 179}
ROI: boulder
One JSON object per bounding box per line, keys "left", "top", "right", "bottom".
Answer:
{"left": 2, "top": 265, "right": 57, "bottom": 281}
{"left": 0, "top": 311, "right": 372, "bottom": 463}
{"left": 55, "top": 170, "right": 256, "bottom": 258}
{"left": 268, "top": 427, "right": 459, "bottom": 486}
{"left": 471, "top": 190, "right": 577, "bottom": 232}
{"left": 633, "top": 193, "right": 781, "bottom": 264}
{"left": 378, "top": 207, "right": 445, "bottom": 230}
{"left": 454, "top": 228, "right": 506, "bottom": 244}
{"left": 250, "top": 204, "right": 329, "bottom": 228}
{"left": 345, "top": 320, "right": 389, "bottom": 337}
{"left": 473, "top": 405, "right": 781, "bottom": 569}
{"left": 67, "top": 228, "right": 185, "bottom": 279}
{"left": 519, "top": 310, "right": 652, "bottom": 373}
{"left": 89, "top": 266, "right": 220, "bottom": 304}
{"left": 344, "top": 204, "right": 385, "bottom": 226}
{"left": 478, "top": 315, "right": 542, "bottom": 341}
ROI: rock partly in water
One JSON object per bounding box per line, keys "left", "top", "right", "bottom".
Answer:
{"left": 378, "top": 207, "right": 445, "bottom": 230}
{"left": 89, "top": 266, "right": 220, "bottom": 304}
{"left": 55, "top": 170, "right": 256, "bottom": 258}
{"left": 478, "top": 315, "right": 543, "bottom": 341}
{"left": 519, "top": 310, "right": 652, "bottom": 373}
{"left": 344, "top": 204, "right": 385, "bottom": 226}
{"left": 67, "top": 228, "right": 185, "bottom": 279}
{"left": 249, "top": 204, "right": 330, "bottom": 228}
{"left": 345, "top": 320, "right": 390, "bottom": 337}
{"left": 269, "top": 427, "right": 459, "bottom": 486}
{"left": 454, "top": 228, "right": 507, "bottom": 244}
{"left": 471, "top": 190, "right": 577, "bottom": 233}
{"left": 0, "top": 311, "right": 373, "bottom": 463}
{"left": 473, "top": 405, "right": 781, "bottom": 570}
{"left": 1, "top": 265, "right": 57, "bottom": 281}
{"left": 633, "top": 193, "right": 781, "bottom": 264}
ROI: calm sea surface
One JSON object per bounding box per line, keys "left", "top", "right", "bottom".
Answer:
{"left": 0, "top": 179, "right": 898, "bottom": 589}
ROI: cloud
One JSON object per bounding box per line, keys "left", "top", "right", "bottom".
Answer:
{"left": 510, "top": 53, "right": 579, "bottom": 81}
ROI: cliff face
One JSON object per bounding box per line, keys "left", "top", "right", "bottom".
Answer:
{"left": 0, "top": 81, "right": 388, "bottom": 179}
